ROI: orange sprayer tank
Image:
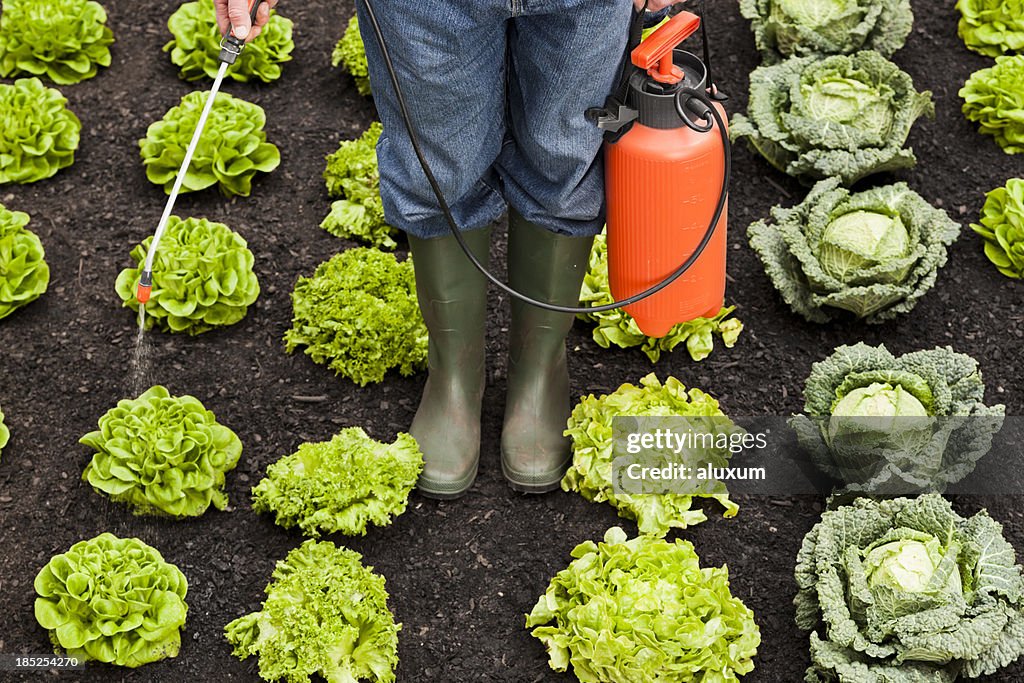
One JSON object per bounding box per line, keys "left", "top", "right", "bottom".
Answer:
{"left": 604, "top": 12, "right": 728, "bottom": 338}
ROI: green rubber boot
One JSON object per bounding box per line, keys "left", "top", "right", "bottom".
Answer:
{"left": 502, "top": 211, "right": 594, "bottom": 493}
{"left": 407, "top": 227, "right": 491, "bottom": 499}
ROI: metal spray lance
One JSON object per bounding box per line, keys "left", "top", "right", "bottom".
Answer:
{"left": 135, "top": 0, "right": 266, "bottom": 305}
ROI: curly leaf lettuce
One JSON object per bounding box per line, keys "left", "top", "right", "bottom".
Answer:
{"left": 0, "top": 403, "right": 9, "bottom": 458}
{"left": 252, "top": 427, "right": 423, "bottom": 537}
{"left": 563, "top": 373, "right": 740, "bottom": 537}
{"left": 80, "top": 386, "right": 242, "bottom": 517}
{"left": 957, "top": 0, "right": 1024, "bottom": 57}
{"left": 578, "top": 232, "right": 743, "bottom": 361}
{"left": 332, "top": 15, "right": 370, "bottom": 96}
{"left": 973, "top": 178, "right": 1024, "bottom": 278}
{"left": 284, "top": 248, "right": 428, "bottom": 386}
{"left": 0, "top": 78, "right": 80, "bottom": 185}
{"left": 527, "top": 526, "right": 760, "bottom": 682}
{"left": 0, "top": 202, "right": 49, "bottom": 320}
{"left": 795, "top": 495, "right": 1024, "bottom": 681}
{"left": 34, "top": 533, "right": 188, "bottom": 667}
{"left": 739, "top": 0, "right": 912, "bottom": 63}
{"left": 322, "top": 122, "right": 396, "bottom": 249}
{"left": 0, "top": 0, "right": 114, "bottom": 85}
{"left": 961, "top": 55, "right": 1024, "bottom": 155}
{"left": 730, "top": 51, "right": 934, "bottom": 185}
{"left": 140, "top": 91, "right": 280, "bottom": 197}
{"left": 225, "top": 539, "right": 399, "bottom": 683}
{"left": 748, "top": 178, "right": 960, "bottom": 323}
{"left": 165, "top": 0, "right": 294, "bottom": 82}
{"left": 114, "top": 216, "right": 260, "bottom": 335}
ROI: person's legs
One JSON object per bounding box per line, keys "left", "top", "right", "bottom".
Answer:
{"left": 499, "top": 0, "right": 633, "bottom": 491}
{"left": 356, "top": 0, "right": 509, "bottom": 496}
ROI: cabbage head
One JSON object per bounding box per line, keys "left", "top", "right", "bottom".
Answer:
{"left": 252, "top": 427, "right": 423, "bottom": 537}
{"left": 578, "top": 232, "right": 743, "bottom": 361}
{"left": 80, "top": 385, "right": 242, "bottom": 517}
{"left": 972, "top": 178, "right": 1024, "bottom": 278}
{"left": 748, "top": 178, "right": 959, "bottom": 323}
{"left": 34, "top": 533, "right": 188, "bottom": 667}
{"left": 795, "top": 495, "right": 1024, "bottom": 682}
{"left": 225, "top": 539, "right": 399, "bottom": 683}
{"left": 0, "top": 202, "right": 49, "bottom": 320}
{"left": 0, "top": 0, "right": 114, "bottom": 84}
{"left": 115, "top": 216, "right": 260, "bottom": 335}
{"left": 730, "top": 51, "right": 934, "bottom": 185}
{"left": 332, "top": 15, "right": 370, "bottom": 96}
{"left": 139, "top": 91, "right": 280, "bottom": 197}
{"left": 0, "top": 78, "right": 80, "bottom": 185}
{"left": 957, "top": 0, "right": 1024, "bottom": 57}
{"left": 562, "top": 373, "right": 740, "bottom": 537}
{"left": 791, "top": 343, "right": 1005, "bottom": 496}
{"left": 527, "top": 526, "right": 760, "bottom": 682}
{"left": 283, "top": 248, "right": 428, "bottom": 386}
{"left": 739, "top": 0, "right": 912, "bottom": 63}
{"left": 165, "top": 0, "right": 294, "bottom": 82}
{"left": 961, "top": 55, "right": 1024, "bottom": 155}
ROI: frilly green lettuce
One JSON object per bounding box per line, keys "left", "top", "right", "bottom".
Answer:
{"left": 225, "top": 539, "right": 399, "bottom": 683}
{"left": 34, "top": 533, "right": 188, "bottom": 667}
{"left": 284, "top": 248, "right": 428, "bottom": 386}
{"left": 80, "top": 385, "right": 242, "bottom": 517}
{"left": 961, "top": 55, "right": 1024, "bottom": 155}
{"left": 0, "top": 78, "right": 80, "bottom": 184}
{"left": 973, "top": 178, "right": 1024, "bottom": 278}
{"left": 114, "top": 216, "right": 260, "bottom": 335}
{"left": 0, "top": 0, "right": 114, "bottom": 84}
{"left": 527, "top": 526, "right": 760, "bottom": 682}
{"left": 332, "top": 15, "right": 370, "bottom": 96}
{"left": 322, "top": 122, "right": 396, "bottom": 249}
{"left": 0, "top": 202, "right": 49, "bottom": 320}
{"left": 0, "top": 403, "right": 9, "bottom": 458}
{"left": 957, "top": 0, "right": 1024, "bottom": 57}
{"left": 252, "top": 427, "right": 423, "bottom": 537}
{"left": 139, "top": 90, "right": 280, "bottom": 197}
{"left": 578, "top": 232, "right": 742, "bottom": 361}
{"left": 165, "top": 0, "right": 293, "bottom": 82}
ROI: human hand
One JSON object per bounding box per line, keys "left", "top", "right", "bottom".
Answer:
{"left": 214, "top": 0, "right": 278, "bottom": 41}
{"left": 634, "top": 0, "right": 689, "bottom": 10}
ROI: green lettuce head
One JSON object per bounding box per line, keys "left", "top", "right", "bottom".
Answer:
{"left": 748, "top": 178, "right": 960, "bottom": 323}
{"left": 957, "top": 0, "right": 1024, "bottom": 57}
{"left": 730, "top": 51, "right": 934, "bottom": 185}
{"left": 0, "top": 0, "right": 114, "bottom": 84}
{"left": 140, "top": 91, "right": 280, "bottom": 197}
{"left": 0, "top": 403, "right": 9, "bottom": 458}
{"left": 0, "top": 203, "right": 49, "bottom": 320}
{"left": 563, "top": 373, "right": 741, "bottom": 537}
{"left": 322, "top": 122, "right": 396, "bottom": 248}
{"left": 739, "top": 0, "right": 912, "bottom": 63}
{"left": 165, "top": 0, "right": 293, "bottom": 82}
{"left": 284, "top": 248, "right": 428, "bottom": 386}
{"left": 34, "top": 533, "right": 188, "bottom": 667}
{"left": 0, "top": 78, "right": 80, "bottom": 185}
{"left": 792, "top": 343, "right": 1005, "bottom": 495}
{"left": 578, "top": 232, "right": 743, "bottom": 361}
{"left": 225, "top": 539, "right": 399, "bottom": 683}
{"left": 795, "top": 495, "right": 1024, "bottom": 682}
{"left": 80, "top": 386, "right": 242, "bottom": 518}
{"left": 973, "top": 178, "right": 1024, "bottom": 278}
{"left": 332, "top": 15, "right": 370, "bottom": 96}
{"left": 115, "top": 216, "right": 260, "bottom": 335}
{"left": 527, "top": 526, "right": 760, "bottom": 682}
{"left": 961, "top": 55, "right": 1024, "bottom": 155}
{"left": 252, "top": 427, "right": 423, "bottom": 537}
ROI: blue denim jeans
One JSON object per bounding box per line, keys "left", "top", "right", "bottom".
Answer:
{"left": 355, "top": 0, "right": 634, "bottom": 238}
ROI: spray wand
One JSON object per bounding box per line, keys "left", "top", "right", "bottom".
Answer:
{"left": 135, "top": 0, "right": 265, "bottom": 305}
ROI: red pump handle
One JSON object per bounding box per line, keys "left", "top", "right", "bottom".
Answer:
{"left": 631, "top": 11, "right": 701, "bottom": 85}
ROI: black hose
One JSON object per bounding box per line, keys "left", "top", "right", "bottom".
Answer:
{"left": 360, "top": 0, "right": 731, "bottom": 315}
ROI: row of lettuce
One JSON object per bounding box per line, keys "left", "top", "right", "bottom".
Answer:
{"left": 0, "top": 1, "right": 1022, "bottom": 683}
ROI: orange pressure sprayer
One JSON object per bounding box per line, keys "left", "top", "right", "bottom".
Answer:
{"left": 597, "top": 10, "right": 729, "bottom": 337}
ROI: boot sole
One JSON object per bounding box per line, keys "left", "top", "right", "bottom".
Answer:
{"left": 416, "top": 462, "right": 479, "bottom": 500}
{"left": 501, "top": 454, "right": 568, "bottom": 494}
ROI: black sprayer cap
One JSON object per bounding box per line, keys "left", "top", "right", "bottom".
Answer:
{"left": 628, "top": 50, "right": 707, "bottom": 130}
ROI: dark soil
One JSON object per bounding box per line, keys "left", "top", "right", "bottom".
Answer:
{"left": 0, "top": 0, "right": 1021, "bottom": 681}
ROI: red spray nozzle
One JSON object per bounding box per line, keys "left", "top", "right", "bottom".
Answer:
{"left": 631, "top": 11, "right": 701, "bottom": 85}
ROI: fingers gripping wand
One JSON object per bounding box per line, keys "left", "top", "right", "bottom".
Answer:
{"left": 135, "top": 0, "right": 265, "bottom": 305}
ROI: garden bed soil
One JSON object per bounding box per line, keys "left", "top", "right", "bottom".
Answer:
{"left": 0, "top": 0, "right": 1022, "bottom": 681}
